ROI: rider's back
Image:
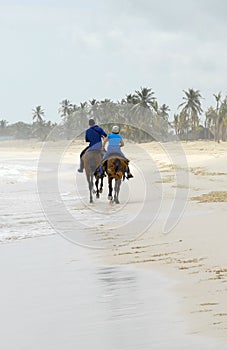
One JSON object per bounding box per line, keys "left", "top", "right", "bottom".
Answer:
{"left": 86, "top": 125, "right": 106, "bottom": 150}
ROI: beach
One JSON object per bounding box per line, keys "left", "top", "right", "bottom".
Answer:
{"left": 0, "top": 139, "right": 227, "bottom": 349}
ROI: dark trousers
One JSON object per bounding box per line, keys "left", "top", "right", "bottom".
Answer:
{"left": 80, "top": 146, "right": 89, "bottom": 159}
{"left": 78, "top": 146, "right": 90, "bottom": 170}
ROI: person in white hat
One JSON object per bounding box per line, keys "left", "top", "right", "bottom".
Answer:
{"left": 100, "top": 125, "right": 133, "bottom": 179}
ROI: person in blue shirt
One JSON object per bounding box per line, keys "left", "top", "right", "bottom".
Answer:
{"left": 77, "top": 118, "right": 107, "bottom": 173}
{"left": 101, "top": 125, "right": 133, "bottom": 179}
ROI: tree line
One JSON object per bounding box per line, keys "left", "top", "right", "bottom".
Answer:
{"left": 1, "top": 87, "right": 227, "bottom": 142}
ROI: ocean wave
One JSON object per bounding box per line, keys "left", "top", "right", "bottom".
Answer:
{"left": 0, "top": 164, "right": 37, "bottom": 183}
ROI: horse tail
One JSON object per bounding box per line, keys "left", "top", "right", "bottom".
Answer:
{"left": 107, "top": 158, "right": 128, "bottom": 180}
{"left": 114, "top": 159, "right": 124, "bottom": 180}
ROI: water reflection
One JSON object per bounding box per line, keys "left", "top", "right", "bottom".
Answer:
{"left": 97, "top": 266, "right": 138, "bottom": 321}
{"left": 93, "top": 265, "right": 224, "bottom": 350}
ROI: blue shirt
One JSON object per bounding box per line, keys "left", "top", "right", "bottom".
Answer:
{"left": 108, "top": 133, "right": 122, "bottom": 146}
{"left": 85, "top": 125, "right": 107, "bottom": 150}
{"left": 102, "top": 133, "right": 126, "bottom": 160}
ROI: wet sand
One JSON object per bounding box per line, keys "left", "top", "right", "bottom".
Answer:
{"left": 0, "top": 235, "right": 226, "bottom": 349}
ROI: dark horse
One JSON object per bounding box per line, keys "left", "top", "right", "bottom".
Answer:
{"left": 83, "top": 150, "right": 104, "bottom": 203}
{"left": 102, "top": 155, "right": 128, "bottom": 204}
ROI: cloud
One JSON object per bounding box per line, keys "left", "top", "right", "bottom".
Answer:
{"left": 1, "top": 0, "right": 227, "bottom": 122}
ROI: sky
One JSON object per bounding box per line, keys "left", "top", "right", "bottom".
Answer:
{"left": 0, "top": 0, "right": 227, "bottom": 123}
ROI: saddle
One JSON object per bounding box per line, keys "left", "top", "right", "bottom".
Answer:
{"left": 85, "top": 149, "right": 101, "bottom": 154}
{"left": 82, "top": 149, "right": 101, "bottom": 161}
{"left": 102, "top": 152, "right": 129, "bottom": 163}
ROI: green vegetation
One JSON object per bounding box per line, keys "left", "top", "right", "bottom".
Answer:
{"left": 1, "top": 86, "right": 227, "bottom": 142}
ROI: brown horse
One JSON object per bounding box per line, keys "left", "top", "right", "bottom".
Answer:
{"left": 102, "top": 156, "right": 128, "bottom": 204}
{"left": 83, "top": 150, "right": 104, "bottom": 203}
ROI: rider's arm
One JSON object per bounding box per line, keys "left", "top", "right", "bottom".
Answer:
{"left": 96, "top": 126, "right": 107, "bottom": 138}
{"left": 100, "top": 128, "right": 107, "bottom": 138}
{"left": 102, "top": 136, "right": 108, "bottom": 149}
{"left": 85, "top": 130, "right": 90, "bottom": 142}
{"left": 120, "top": 138, "right": 124, "bottom": 147}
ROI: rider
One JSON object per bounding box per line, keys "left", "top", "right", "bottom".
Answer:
{"left": 77, "top": 118, "right": 107, "bottom": 173}
{"left": 101, "top": 125, "right": 133, "bottom": 179}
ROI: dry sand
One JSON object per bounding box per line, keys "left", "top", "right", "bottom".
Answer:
{"left": 101, "top": 140, "right": 227, "bottom": 342}
{"left": 1, "top": 139, "right": 227, "bottom": 345}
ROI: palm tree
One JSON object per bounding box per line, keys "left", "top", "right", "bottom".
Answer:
{"left": 213, "top": 92, "right": 224, "bottom": 142}
{"left": 89, "top": 99, "right": 98, "bottom": 106}
{"left": 172, "top": 110, "right": 188, "bottom": 140}
{"left": 78, "top": 101, "right": 88, "bottom": 128}
{"left": 68, "top": 101, "right": 89, "bottom": 136}
{"left": 219, "top": 97, "right": 227, "bottom": 141}
{"left": 213, "top": 92, "right": 222, "bottom": 112}
{"left": 98, "top": 99, "right": 117, "bottom": 126}
{"left": 134, "top": 87, "right": 156, "bottom": 109}
{"left": 89, "top": 99, "right": 99, "bottom": 120}
{"left": 159, "top": 104, "right": 170, "bottom": 120}
{"left": 71, "top": 104, "right": 79, "bottom": 113}
{"left": 58, "top": 99, "right": 72, "bottom": 120}
{"left": 0, "top": 119, "right": 8, "bottom": 129}
{"left": 32, "top": 106, "right": 45, "bottom": 123}
{"left": 178, "top": 88, "right": 203, "bottom": 140}
{"left": 119, "top": 94, "right": 137, "bottom": 126}
{"left": 128, "top": 87, "right": 156, "bottom": 133}
{"left": 152, "top": 100, "right": 159, "bottom": 113}
{"left": 151, "top": 103, "right": 170, "bottom": 141}
{"left": 173, "top": 114, "right": 180, "bottom": 136}
{"left": 125, "top": 94, "right": 137, "bottom": 105}
{"left": 205, "top": 107, "right": 216, "bottom": 140}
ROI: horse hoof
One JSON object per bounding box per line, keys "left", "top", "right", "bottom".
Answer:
{"left": 90, "top": 199, "right": 93, "bottom": 203}
{"left": 96, "top": 194, "right": 100, "bottom": 199}
{"left": 100, "top": 189, "right": 103, "bottom": 194}
{"left": 115, "top": 200, "right": 120, "bottom": 204}
{"left": 108, "top": 195, "right": 113, "bottom": 201}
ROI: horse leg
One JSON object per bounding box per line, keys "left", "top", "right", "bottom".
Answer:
{"left": 218, "top": 124, "right": 221, "bottom": 143}
{"left": 99, "top": 175, "right": 104, "bottom": 193}
{"left": 95, "top": 176, "right": 100, "bottom": 199}
{"left": 87, "top": 174, "right": 93, "bottom": 203}
{"left": 108, "top": 177, "right": 113, "bottom": 201}
{"left": 114, "top": 179, "right": 121, "bottom": 204}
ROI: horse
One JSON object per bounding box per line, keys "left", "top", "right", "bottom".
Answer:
{"left": 83, "top": 150, "right": 104, "bottom": 203}
{"left": 102, "top": 155, "right": 129, "bottom": 204}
